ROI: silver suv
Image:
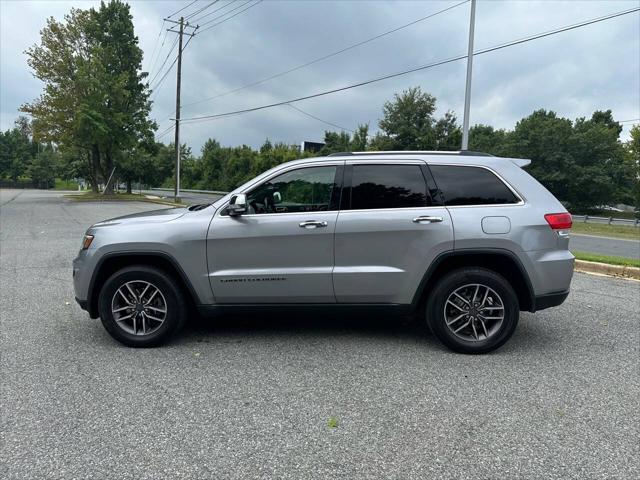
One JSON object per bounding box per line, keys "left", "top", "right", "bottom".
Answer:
{"left": 73, "top": 151, "right": 574, "bottom": 353}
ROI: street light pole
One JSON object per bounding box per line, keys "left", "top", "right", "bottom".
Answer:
{"left": 461, "top": 0, "right": 477, "bottom": 151}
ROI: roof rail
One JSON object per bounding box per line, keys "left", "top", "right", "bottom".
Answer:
{"left": 327, "top": 150, "right": 493, "bottom": 157}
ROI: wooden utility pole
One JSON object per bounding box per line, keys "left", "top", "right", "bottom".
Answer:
{"left": 164, "top": 16, "right": 197, "bottom": 203}
{"left": 173, "top": 16, "right": 184, "bottom": 203}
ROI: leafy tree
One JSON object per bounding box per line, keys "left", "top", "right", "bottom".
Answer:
{"left": 21, "top": 1, "right": 154, "bottom": 194}
{"left": 625, "top": 124, "right": 640, "bottom": 216}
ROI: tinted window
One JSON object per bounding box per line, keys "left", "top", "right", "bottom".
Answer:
{"left": 246, "top": 166, "right": 337, "bottom": 214}
{"left": 350, "top": 164, "right": 430, "bottom": 210}
{"left": 429, "top": 165, "right": 519, "bottom": 206}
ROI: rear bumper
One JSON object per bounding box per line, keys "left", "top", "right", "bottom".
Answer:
{"left": 532, "top": 290, "right": 569, "bottom": 311}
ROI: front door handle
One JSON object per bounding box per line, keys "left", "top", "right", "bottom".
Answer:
{"left": 299, "top": 220, "right": 328, "bottom": 229}
{"left": 413, "top": 216, "right": 443, "bottom": 224}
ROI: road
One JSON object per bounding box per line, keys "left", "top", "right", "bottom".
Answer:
{"left": 1, "top": 189, "right": 639, "bottom": 479}
{"left": 570, "top": 233, "right": 639, "bottom": 259}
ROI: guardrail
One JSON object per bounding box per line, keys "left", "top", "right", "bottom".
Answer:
{"left": 572, "top": 215, "right": 639, "bottom": 227}
{"left": 149, "top": 187, "right": 229, "bottom": 195}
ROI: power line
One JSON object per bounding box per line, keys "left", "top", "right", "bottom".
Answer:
{"left": 148, "top": 35, "right": 179, "bottom": 87}
{"left": 198, "top": 0, "right": 257, "bottom": 30}
{"left": 182, "top": 0, "right": 469, "bottom": 109}
{"left": 167, "top": 0, "right": 198, "bottom": 19}
{"left": 155, "top": 124, "right": 175, "bottom": 141}
{"left": 190, "top": 0, "right": 235, "bottom": 24}
{"left": 151, "top": 34, "right": 196, "bottom": 100}
{"left": 180, "top": 6, "right": 639, "bottom": 124}
{"left": 185, "top": 1, "right": 219, "bottom": 21}
{"left": 286, "top": 104, "right": 354, "bottom": 133}
{"left": 619, "top": 118, "right": 640, "bottom": 124}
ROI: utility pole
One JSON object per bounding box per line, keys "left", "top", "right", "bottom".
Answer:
{"left": 461, "top": 0, "right": 476, "bottom": 151}
{"left": 164, "top": 17, "right": 198, "bottom": 203}
{"left": 173, "top": 16, "right": 184, "bottom": 203}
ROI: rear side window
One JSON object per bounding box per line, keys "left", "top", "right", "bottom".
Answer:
{"left": 429, "top": 165, "right": 520, "bottom": 206}
{"left": 350, "top": 164, "right": 431, "bottom": 210}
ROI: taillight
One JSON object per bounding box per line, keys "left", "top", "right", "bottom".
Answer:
{"left": 544, "top": 213, "right": 572, "bottom": 230}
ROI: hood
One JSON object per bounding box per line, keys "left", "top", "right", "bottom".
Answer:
{"left": 92, "top": 207, "right": 189, "bottom": 228}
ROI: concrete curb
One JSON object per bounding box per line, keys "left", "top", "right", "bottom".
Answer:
{"left": 575, "top": 260, "right": 640, "bottom": 280}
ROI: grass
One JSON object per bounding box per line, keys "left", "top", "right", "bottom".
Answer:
{"left": 327, "top": 416, "right": 339, "bottom": 429}
{"left": 64, "top": 191, "right": 181, "bottom": 206}
{"left": 571, "top": 221, "right": 639, "bottom": 240}
{"left": 53, "top": 179, "right": 79, "bottom": 190}
{"left": 573, "top": 251, "right": 640, "bottom": 268}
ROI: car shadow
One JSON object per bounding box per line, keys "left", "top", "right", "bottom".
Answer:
{"left": 176, "top": 309, "right": 445, "bottom": 348}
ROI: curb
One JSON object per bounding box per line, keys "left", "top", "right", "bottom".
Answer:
{"left": 575, "top": 260, "right": 640, "bottom": 280}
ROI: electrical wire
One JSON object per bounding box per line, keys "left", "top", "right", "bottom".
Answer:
{"left": 185, "top": 1, "right": 220, "bottom": 21}
{"left": 197, "top": 0, "right": 263, "bottom": 33}
{"left": 155, "top": 124, "right": 175, "bottom": 141}
{"left": 148, "top": 35, "right": 179, "bottom": 87}
{"left": 151, "top": 34, "right": 196, "bottom": 101}
{"left": 198, "top": 0, "right": 256, "bottom": 29}
{"left": 286, "top": 104, "right": 354, "bottom": 133}
{"left": 180, "top": 6, "right": 639, "bottom": 124}
{"left": 619, "top": 118, "right": 640, "bottom": 124}
{"left": 189, "top": 0, "right": 235, "bottom": 24}
{"left": 182, "top": 0, "right": 469, "bottom": 109}
{"left": 167, "top": 0, "right": 199, "bottom": 19}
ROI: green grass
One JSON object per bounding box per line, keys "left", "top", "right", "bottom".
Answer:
{"left": 573, "top": 251, "right": 640, "bottom": 268}
{"left": 327, "top": 416, "right": 339, "bottom": 429}
{"left": 571, "top": 221, "right": 639, "bottom": 240}
{"left": 64, "top": 191, "right": 181, "bottom": 206}
{"left": 54, "top": 179, "right": 79, "bottom": 190}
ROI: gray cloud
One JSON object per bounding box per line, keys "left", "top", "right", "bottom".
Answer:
{"left": 1, "top": 0, "right": 638, "bottom": 156}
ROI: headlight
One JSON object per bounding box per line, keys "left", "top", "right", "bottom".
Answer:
{"left": 81, "top": 234, "right": 94, "bottom": 250}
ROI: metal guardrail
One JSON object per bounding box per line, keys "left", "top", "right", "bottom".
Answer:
{"left": 572, "top": 215, "right": 639, "bottom": 227}
{"left": 150, "top": 187, "right": 228, "bottom": 195}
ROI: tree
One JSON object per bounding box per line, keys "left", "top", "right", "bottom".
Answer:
{"left": 625, "top": 124, "right": 640, "bottom": 216}
{"left": 21, "top": 1, "right": 155, "bottom": 194}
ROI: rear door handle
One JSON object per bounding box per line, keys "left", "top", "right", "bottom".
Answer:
{"left": 413, "top": 216, "right": 443, "bottom": 224}
{"left": 299, "top": 220, "right": 328, "bottom": 229}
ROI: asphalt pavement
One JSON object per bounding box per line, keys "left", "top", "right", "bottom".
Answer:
{"left": 570, "top": 233, "right": 639, "bottom": 259}
{"left": 1, "top": 189, "right": 639, "bottom": 479}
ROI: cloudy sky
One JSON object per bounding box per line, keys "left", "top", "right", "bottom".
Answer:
{"left": 1, "top": 0, "right": 638, "bottom": 154}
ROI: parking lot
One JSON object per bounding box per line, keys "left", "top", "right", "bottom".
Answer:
{"left": 1, "top": 189, "right": 639, "bottom": 479}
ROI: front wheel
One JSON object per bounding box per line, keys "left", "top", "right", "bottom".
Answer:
{"left": 426, "top": 268, "right": 519, "bottom": 354}
{"left": 98, "top": 265, "right": 187, "bottom": 347}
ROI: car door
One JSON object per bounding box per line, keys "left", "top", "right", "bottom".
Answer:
{"left": 207, "top": 163, "right": 343, "bottom": 303}
{"left": 333, "top": 160, "right": 454, "bottom": 304}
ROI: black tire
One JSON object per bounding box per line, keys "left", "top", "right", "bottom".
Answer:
{"left": 426, "top": 267, "right": 519, "bottom": 354}
{"left": 98, "top": 265, "right": 187, "bottom": 347}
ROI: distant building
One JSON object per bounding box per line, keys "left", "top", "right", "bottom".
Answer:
{"left": 300, "top": 141, "right": 325, "bottom": 153}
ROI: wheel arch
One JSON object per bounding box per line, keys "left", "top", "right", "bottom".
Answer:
{"left": 87, "top": 251, "right": 199, "bottom": 318}
{"left": 413, "top": 249, "right": 535, "bottom": 312}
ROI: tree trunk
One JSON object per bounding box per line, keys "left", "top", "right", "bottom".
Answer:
{"left": 126, "top": 179, "right": 132, "bottom": 194}
{"left": 103, "top": 149, "right": 115, "bottom": 195}
{"left": 90, "top": 145, "right": 102, "bottom": 193}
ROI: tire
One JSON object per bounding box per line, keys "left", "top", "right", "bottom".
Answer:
{"left": 426, "top": 267, "right": 519, "bottom": 354}
{"left": 98, "top": 265, "right": 187, "bottom": 347}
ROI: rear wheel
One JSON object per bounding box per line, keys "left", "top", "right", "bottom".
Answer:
{"left": 426, "top": 268, "right": 519, "bottom": 354}
{"left": 98, "top": 265, "right": 187, "bottom": 347}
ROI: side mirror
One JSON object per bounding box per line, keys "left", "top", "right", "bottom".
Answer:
{"left": 228, "top": 193, "right": 247, "bottom": 216}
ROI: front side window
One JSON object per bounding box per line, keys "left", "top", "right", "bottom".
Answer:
{"left": 429, "top": 165, "right": 520, "bottom": 206}
{"left": 246, "top": 166, "right": 337, "bottom": 214}
{"left": 350, "top": 164, "right": 430, "bottom": 210}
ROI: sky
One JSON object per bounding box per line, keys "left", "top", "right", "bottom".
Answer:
{"left": 1, "top": 0, "right": 639, "bottom": 155}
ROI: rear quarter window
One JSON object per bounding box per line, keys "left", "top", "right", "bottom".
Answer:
{"left": 429, "top": 165, "right": 520, "bottom": 206}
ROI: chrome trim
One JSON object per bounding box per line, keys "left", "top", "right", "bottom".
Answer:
{"left": 413, "top": 216, "right": 443, "bottom": 223}
{"left": 299, "top": 220, "right": 328, "bottom": 228}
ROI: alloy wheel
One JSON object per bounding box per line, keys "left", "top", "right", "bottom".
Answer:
{"left": 111, "top": 280, "right": 167, "bottom": 336}
{"left": 443, "top": 283, "right": 505, "bottom": 342}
